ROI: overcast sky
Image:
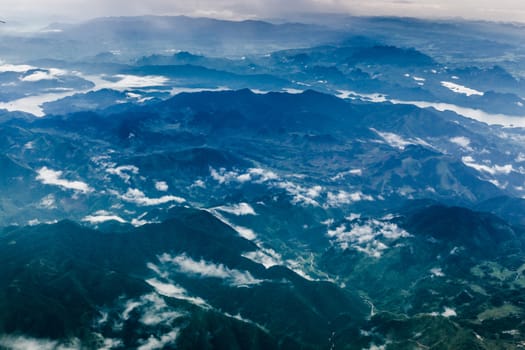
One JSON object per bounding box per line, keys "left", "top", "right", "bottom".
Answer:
{"left": 2, "top": 0, "right": 525, "bottom": 25}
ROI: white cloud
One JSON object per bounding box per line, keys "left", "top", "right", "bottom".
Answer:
{"left": 106, "top": 165, "right": 139, "bottom": 183}
{"left": 366, "top": 344, "right": 386, "bottom": 350}
{"left": 242, "top": 248, "right": 283, "bottom": 268}
{"left": 223, "top": 312, "right": 268, "bottom": 332}
{"left": 131, "top": 217, "right": 156, "bottom": 227}
{"left": 109, "top": 292, "right": 184, "bottom": 350}
{"left": 138, "top": 293, "right": 184, "bottom": 326}
{"left": 441, "top": 81, "right": 483, "bottom": 96}
{"left": 327, "top": 218, "right": 411, "bottom": 258}
{"left": 97, "top": 74, "right": 169, "bottom": 90}
{"left": 170, "top": 86, "right": 231, "bottom": 96}
{"left": 82, "top": 210, "right": 126, "bottom": 224}
{"left": 28, "top": 219, "right": 40, "bottom": 226}
{"left": 126, "top": 92, "right": 154, "bottom": 103}
{"left": 371, "top": 128, "right": 431, "bottom": 150}
{"left": 138, "top": 330, "right": 179, "bottom": 350}
{"left": 210, "top": 167, "right": 374, "bottom": 208}
{"left": 276, "top": 181, "right": 322, "bottom": 206}
{"left": 283, "top": 258, "right": 316, "bottom": 281}
{"left": 346, "top": 213, "right": 361, "bottom": 221}
{"left": 230, "top": 224, "right": 257, "bottom": 240}
{"left": 337, "top": 90, "right": 388, "bottom": 102}
{"left": 247, "top": 168, "right": 279, "bottom": 182}
{"left": 98, "top": 338, "right": 123, "bottom": 350}
{"left": 119, "top": 188, "right": 185, "bottom": 206}
{"left": 516, "top": 153, "right": 525, "bottom": 163}
{"left": 36, "top": 166, "right": 92, "bottom": 193}
{"left": 207, "top": 209, "right": 257, "bottom": 240}
{"left": 441, "top": 307, "right": 457, "bottom": 317}
{"left": 306, "top": 185, "right": 323, "bottom": 198}
{"left": 429, "top": 307, "right": 457, "bottom": 318}
{"left": 38, "top": 194, "right": 57, "bottom": 209}
{"left": 209, "top": 167, "right": 326, "bottom": 207}
{"left": 321, "top": 218, "right": 335, "bottom": 226}
{"left": 0, "top": 63, "right": 35, "bottom": 73}
{"left": 27, "top": 219, "right": 58, "bottom": 226}
{"left": 331, "top": 169, "right": 362, "bottom": 181}
{"left": 145, "top": 278, "right": 208, "bottom": 306}
{"left": 326, "top": 190, "right": 373, "bottom": 207}
{"left": 242, "top": 246, "right": 317, "bottom": 281}
{"left": 250, "top": 89, "right": 270, "bottom": 94}
{"left": 155, "top": 181, "right": 169, "bottom": 192}
{"left": 122, "top": 300, "right": 142, "bottom": 320}
{"left": 210, "top": 167, "right": 279, "bottom": 185}
{"left": 282, "top": 88, "right": 303, "bottom": 94}
{"left": 430, "top": 267, "right": 445, "bottom": 277}
{"left": 450, "top": 136, "right": 472, "bottom": 150}
{"left": 488, "top": 178, "right": 507, "bottom": 189}
{"left": 191, "top": 179, "right": 206, "bottom": 188}
{"left": 0, "top": 335, "right": 80, "bottom": 350}
{"left": 158, "top": 253, "right": 263, "bottom": 287}
{"left": 210, "top": 167, "right": 240, "bottom": 184}
{"left": 21, "top": 71, "right": 49, "bottom": 82}
{"left": 20, "top": 68, "right": 67, "bottom": 82}
{"left": 215, "top": 202, "right": 256, "bottom": 216}
{"left": 461, "top": 156, "right": 514, "bottom": 175}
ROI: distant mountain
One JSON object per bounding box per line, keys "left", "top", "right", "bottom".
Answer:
{"left": 26, "top": 16, "right": 343, "bottom": 60}
{"left": 348, "top": 45, "right": 435, "bottom": 67}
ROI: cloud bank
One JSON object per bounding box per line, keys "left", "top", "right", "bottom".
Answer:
{"left": 1, "top": 0, "right": 524, "bottom": 24}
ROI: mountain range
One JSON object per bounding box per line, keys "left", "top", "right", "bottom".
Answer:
{"left": 0, "top": 14, "right": 525, "bottom": 350}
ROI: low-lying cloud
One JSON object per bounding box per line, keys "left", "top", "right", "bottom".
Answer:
{"left": 82, "top": 210, "right": 126, "bottom": 224}
{"left": 327, "top": 216, "right": 412, "bottom": 258}
{"left": 158, "top": 253, "right": 263, "bottom": 287}
{"left": 0, "top": 335, "right": 80, "bottom": 350}
{"left": 215, "top": 202, "right": 256, "bottom": 216}
{"left": 36, "top": 166, "right": 92, "bottom": 193}
{"left": 118, "top": 188, "right": 185, "bottom": 206}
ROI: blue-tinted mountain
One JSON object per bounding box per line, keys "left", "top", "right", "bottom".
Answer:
{"left": 1, "top": 13, "right": 525, "bottom": 350}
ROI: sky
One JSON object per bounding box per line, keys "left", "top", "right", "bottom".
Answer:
{"left": 2, "top": 0, "right": 525, "bottom": 25}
